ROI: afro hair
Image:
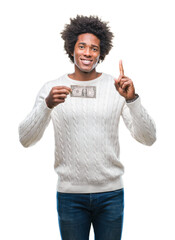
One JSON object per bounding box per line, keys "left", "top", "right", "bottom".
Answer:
{"left": 61, "top": 15, "right": 114, "bottom": 63}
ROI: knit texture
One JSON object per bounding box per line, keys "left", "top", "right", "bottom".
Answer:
{"left": 19, "top": 73, "right": 156, "bottom": 193}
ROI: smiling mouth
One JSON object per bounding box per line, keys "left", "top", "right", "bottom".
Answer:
{"left": 81, "top": 59, "right": 93, "bottom": 65}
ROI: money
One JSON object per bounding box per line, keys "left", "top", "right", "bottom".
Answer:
{"left": 70, "top": 85, "right": 96, "bottom": 98}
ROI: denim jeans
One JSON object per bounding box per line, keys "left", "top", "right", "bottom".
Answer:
{"left": 56, "top": 188, "right": 124, "bottom": 240}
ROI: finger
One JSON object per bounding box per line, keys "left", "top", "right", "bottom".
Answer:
{"left": 114, "top": 74, "right": 125, "bottom": 87}
{"left": 120, "top": 77, "right": 130, "bottom": 82}
{"left": 52, "top": 89, "right": 71, "bottom": 95}
{"left": 121, "top": 81, "right": 131, "bottom": 90}
{"left": 120, "top": 78, "right": 130, "bottom": 86}
{"left": 114, "top": 78, "right": 120, "bottom": 85}
{"left": 119, "top": 60, "right": 124, "bottom": 75}
{"left": 57, "top": 89, "right": 71, "bottom": 95}
{"left": 115, "top": 74, "right": 122, "bottom": 83}
{"left": 120, "top": 76, "right": 132, "bottom": 85}
{"left": 54, "top": 86, "right": 72, "bottom": 92}
{"left": 52, "top": 98, "right": 65, "bottom": 105}
{"left": 120, "top": 79, "right": 130, "bottom": 89}
{"left": 53, "top": 94, "right": 68, "bottom": 99}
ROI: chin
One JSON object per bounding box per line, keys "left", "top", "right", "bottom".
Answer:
{"left": 78, "top": 65, "right": 94, "bottom": 73}
{"left": 82, "top": 69, "right": 93, "bottom": 73}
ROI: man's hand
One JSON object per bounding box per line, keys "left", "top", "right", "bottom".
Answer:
{"left": 114, "top": 60, "right": 136, "bottom": 100}
{"left": 45, "top": 86, "right": 72, "bottom": 109}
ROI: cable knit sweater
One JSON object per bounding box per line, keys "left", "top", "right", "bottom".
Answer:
{"left": 19, "top": 73, "right": 156, "bottom": 193}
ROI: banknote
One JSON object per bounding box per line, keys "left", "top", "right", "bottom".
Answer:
{"left": 70, "top": 85, "right": 96, "bottom": 98}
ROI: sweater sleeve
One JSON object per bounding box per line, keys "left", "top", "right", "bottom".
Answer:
{"left": 121, "top": 97, "right": 156, "bottom": 146}
{"left": 18, "top": 83, "right": 52, "bottom": 148}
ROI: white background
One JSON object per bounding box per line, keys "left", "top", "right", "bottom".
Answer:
{"left": 0, "top": 0, "right": 175, "bottom": 239}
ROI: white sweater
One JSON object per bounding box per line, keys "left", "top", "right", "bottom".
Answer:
{"left": 19, "top": 73, "right": 156, "bottom": 193}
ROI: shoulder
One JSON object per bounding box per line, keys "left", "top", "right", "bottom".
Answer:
{"left": 44, "top": 74, "right": 68, "bottom": 88}
{"left": 39, "top": 74, "right": 71, "bottom": 93}
{"left": 101, "top": 72, "right": 115, "bottom": 81}
{"left": 35, "top": 74, "right": 68, "bottom": 98}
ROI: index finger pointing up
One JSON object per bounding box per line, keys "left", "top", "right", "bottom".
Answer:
{"left": 119, "top": 60, "right": 124, "bottom": 75}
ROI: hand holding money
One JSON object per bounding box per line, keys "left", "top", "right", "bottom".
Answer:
{"left": 45, "top": 86, "right": 72, "bottom": 109}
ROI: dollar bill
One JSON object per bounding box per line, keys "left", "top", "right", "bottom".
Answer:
{"left": 70, "top": 85, "right": 96, "bottom": 98}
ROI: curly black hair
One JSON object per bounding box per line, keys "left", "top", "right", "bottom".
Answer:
{"left": 61, "top": 15, "right": 114, "bottom": 63}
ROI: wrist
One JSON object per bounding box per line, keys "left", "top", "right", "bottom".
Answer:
{"left": 126, "top": 94, "right": 139, "bottom": 103}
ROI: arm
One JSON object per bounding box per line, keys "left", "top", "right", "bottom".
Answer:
{"left": 114, "top": 60, "right": 156, "bottom": 146}
{"left": 121, "top": 97, "right": 156, "bottom": 146}
{"left": 18, "top": 83, "right": 72, "bottom": 148}
{"left": 18, "top": 83, "right": 52, "bottom": 148}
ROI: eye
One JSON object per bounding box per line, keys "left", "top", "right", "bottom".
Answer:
{"left": 79, "top": 45, "right": 85, "bottom": 49}
{"left": 92, "top": 47, "right": 98, "bottom": 52}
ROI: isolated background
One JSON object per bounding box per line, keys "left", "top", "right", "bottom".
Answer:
{"left": 0, "top": 0, "right": 174, "bottom": 239}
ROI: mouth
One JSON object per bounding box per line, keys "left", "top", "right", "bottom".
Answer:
{"left": 80, "top": 59, "right": 93, "bottom": 65}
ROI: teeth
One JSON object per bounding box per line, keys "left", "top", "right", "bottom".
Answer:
{"left": 81, "top": 60, "right": 91, "bottom": 65}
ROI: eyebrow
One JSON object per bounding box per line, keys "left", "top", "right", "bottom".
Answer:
{"left": 78, "top": 42, "right": 99, "bottom": 48}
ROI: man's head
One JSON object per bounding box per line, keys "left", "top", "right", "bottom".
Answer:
{"left": 61, "top": 15, "right": 114, "bottom": 63}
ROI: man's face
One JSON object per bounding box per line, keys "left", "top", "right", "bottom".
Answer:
{"left": 72, "top": 33, "right": 100, "bottom": 73}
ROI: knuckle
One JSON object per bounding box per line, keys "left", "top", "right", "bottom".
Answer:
{"left": 53, "top": 99, "right": 59, "bottom": 103}
{"left": 52, "top": 86, "right": 58, "bottom": 91}
{"left": 52, "top": 89, "right": 57, "bottom": 94}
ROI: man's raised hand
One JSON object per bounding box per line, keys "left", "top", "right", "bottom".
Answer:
{"left": 114, "top": 60, "right": 136, "bottom": 100}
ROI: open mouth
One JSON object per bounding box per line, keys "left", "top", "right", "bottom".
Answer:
{"left": 80, "top": 59, "right": 93, "bottom": 65}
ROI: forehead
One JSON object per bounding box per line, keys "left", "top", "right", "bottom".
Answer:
{"left": 76, "top": 33, "right": 100, "bottom": 46}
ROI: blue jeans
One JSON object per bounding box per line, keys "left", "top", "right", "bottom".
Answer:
{"left": 56, "top": 188, "right": 124, "bottom": 240}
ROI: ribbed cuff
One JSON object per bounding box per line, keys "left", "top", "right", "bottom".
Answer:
{"left": 126, "top": 94, "right": 139, "bottom": 103}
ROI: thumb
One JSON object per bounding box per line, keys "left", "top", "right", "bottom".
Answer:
{"left": 114, "top": 78, "right": 120, "bottom": 91}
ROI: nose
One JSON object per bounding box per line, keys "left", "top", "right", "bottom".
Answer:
{"left": 83, "top": 47, "right": 91, "bottom": 57}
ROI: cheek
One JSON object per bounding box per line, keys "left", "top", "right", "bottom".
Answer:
{"left": 73, "top": 52, "right": 81, "bottom": 66}
{"left": 73, "top": 50, "right": 81, "bottom": 60}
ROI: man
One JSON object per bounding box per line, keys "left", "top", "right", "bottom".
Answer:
{"left": 19, "top": 15, "right": 156, "bottom": 240}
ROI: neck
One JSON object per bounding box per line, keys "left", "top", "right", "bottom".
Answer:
{"left": 69, "top": 66, "right": 101, "bottom": 81}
